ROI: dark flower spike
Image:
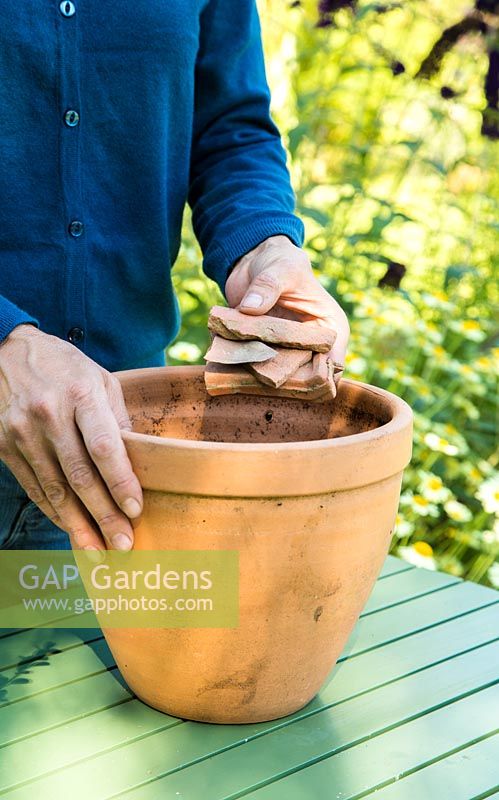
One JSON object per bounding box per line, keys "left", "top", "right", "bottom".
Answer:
{"left": 391, "top": 60, "right": 406, "bottom": 75}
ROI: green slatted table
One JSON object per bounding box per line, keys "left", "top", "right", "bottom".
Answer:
{"left": 0, "top": 555, "right": 498, "bottom": 800}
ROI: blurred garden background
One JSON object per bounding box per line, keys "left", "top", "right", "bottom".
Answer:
{"left": 168, "top": 0, "right": 498, "bottom": 588}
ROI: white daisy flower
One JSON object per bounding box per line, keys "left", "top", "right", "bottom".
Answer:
{"left": 475, "top": 476, "right": 499, "bottom": 515}
{"left": 449, "top": 319, "right": 486, "bottom": 342}
{"left": 398, "top": 542, "right": 437, "bottom": 571}
{"left": 482, "top": 518, "right": 499, "bottom": 545}
{"left": 402, "top": 492, "right": 440, "bottom": 517}
{"left": 487, "top": 563, "right": 499, "bottom": 589}
{"left": 456, "top": 364, "right": 481, "bottom": 384}
{"left": 345, "top": 356, "right": 367, "bottom": 376}
{"left": 424, "top": 433, "right": 459, "bottom": 456}
{"left": 393, "top": 514, "right": 414, "bottom": 538}
{"left": 444, "top": 499, "right": 472, "bottom": 523}
{"left": 418, "top": 471, "right": 451, "bottom": 503}
{"left": 168, "top": 341, "right": 202, "bottom": 363}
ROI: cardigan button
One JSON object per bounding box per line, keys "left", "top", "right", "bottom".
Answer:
{"left": 67, "top": 327, "right": 84, "bottom": 345}
{"left": 64, "top": 109, "right": 80, "bottom": 127}
{"left": 59, "top": 1, "right": 76, "bottom": 16}
{"left": 68, "top": 220, "right": 84, "bottom": 237}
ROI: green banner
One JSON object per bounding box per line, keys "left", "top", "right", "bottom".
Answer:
{"left": 0, "top": 550, "right": 239, "bottom": 629}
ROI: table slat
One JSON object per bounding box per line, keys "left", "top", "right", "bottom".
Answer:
{"left": 378, "top": 556, "right": 414, "bottom": 579}
{"left": 360, "top": 734, "right": 499, "bottom": 800}
{"left": 1, "top": 598, "right": 497, "bottom": 765}
{"left": 1, "top": 557, "right": 497, "bottom": 800}
{"left": 361, "top": 568, "right": 459, "bottom": 615}
{"left": 338, "top": 580, "right": 496, "bottom": 661}
{"left": 0, "top": 638, "right": 112, "bottom": 708}
{"left": 2, "top": 630, "right": 498, "bottom": 798}
{"left": 0, "top": 629, "right": 102, "bottom": 672}
{"left": 237, "top": 686, "right": 499, "bottom": 800}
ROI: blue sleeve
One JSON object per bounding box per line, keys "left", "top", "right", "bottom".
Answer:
{"left": 188, "top": 0, "right": 305, "bottom": 297}
{"left": 0, "top": 295, "right": 39, "bottom": 344}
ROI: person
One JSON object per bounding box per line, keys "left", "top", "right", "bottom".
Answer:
{"left": 0, "top": 0, "right": 349, "bottom": 553}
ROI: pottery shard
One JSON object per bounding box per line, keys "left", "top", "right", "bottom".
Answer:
{"left": 296, "top": 352, "right": 336, "bottom": 398}
{"left": 247, "top": 347, "right": 313, "bottom": 388}
{"left": 204, "top": 353, "right": 336, "bottom": 402}
{"left": 204, "top": 335, "right": 277, "bottom": 365}
{"left": 208, "top": 305, "right": 336, "bottom": 353}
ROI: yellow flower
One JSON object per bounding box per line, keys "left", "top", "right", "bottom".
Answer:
{"left": 432, "top": 345, "right": 447, "bottom": 360}
{"left": 434, "top": 290, "right": 448, "bottom": 302}
{"left": 354, "top": 302, "right": 378, "bottom": 317}
{"left": 413, "top": 541, "right": 433, "bottom": 557}
{"left": 413, "top": 495, "right": 431, "bottom": 511}
{"left": 345, "top": 290, "right": 364, "bottom": 302}
{"left": 462, "top": 320, "right": 480, "bottom": 332}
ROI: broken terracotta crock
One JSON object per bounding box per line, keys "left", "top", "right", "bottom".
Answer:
{"left": 102, "top": 365, "right": 413, "bottom": 724}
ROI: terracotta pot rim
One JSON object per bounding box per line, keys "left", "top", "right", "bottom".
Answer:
{"left": 118, "top": 371, "right": 412, "bottom": 454}
{"left": 116, "top": 367, "right": 413, "bottom": 495}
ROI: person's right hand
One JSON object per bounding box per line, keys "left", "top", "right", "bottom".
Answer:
{"left": 0, "top": 324, "right": 143, "bottom": 551}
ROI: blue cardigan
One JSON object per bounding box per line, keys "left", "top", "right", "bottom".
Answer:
{"left": 0, "top": 0, "right": 304, "bottom": 370}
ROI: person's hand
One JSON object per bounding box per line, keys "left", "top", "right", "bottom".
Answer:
{"left": 0, "top": 324, "right": 142, "bottom": 552}
{"left": 224, "top": 235, "right": 350, "bottom": 381}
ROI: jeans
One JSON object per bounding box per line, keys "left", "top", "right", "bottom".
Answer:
{"left": 0, "top": 459, "right": 71, "bottom": 550}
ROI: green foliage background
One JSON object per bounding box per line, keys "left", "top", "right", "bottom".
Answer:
{"left": 169, "top": 0, "right": 498, "bottom": 587}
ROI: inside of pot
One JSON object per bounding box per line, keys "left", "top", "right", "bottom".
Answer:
{"left": 121, "top": 367, "right": 394, "bottom": 444}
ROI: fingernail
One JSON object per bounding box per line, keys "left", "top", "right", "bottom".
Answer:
{"left": 241, "top": 293, "right": 263, "bottom": 308}
{"left": 83, "top": 546, "right": 105, "bottom": 564}
{"left": 112, "top": 533, "right": 133, "bottom": 551}
{"left": 122, "top": 497, "right": 142, "bottom": 518}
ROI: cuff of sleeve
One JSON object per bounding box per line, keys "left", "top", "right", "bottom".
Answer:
{"left": 202, "top": 213, "right": 305, "bottom": 298}
{"left": 0, "top": 298, "right": 40, "bottom": 344}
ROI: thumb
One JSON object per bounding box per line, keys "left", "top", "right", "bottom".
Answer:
{"left": 238, "top": 269, "right": 282, "bottom": 314}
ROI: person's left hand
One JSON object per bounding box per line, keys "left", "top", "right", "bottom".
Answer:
{"left": 224, "top": 235, "right": 349, "bottom": 382}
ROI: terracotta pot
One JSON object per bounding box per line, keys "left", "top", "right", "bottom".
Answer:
{"left": 100, "top": 365, "right": 412, "bottom": 724}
